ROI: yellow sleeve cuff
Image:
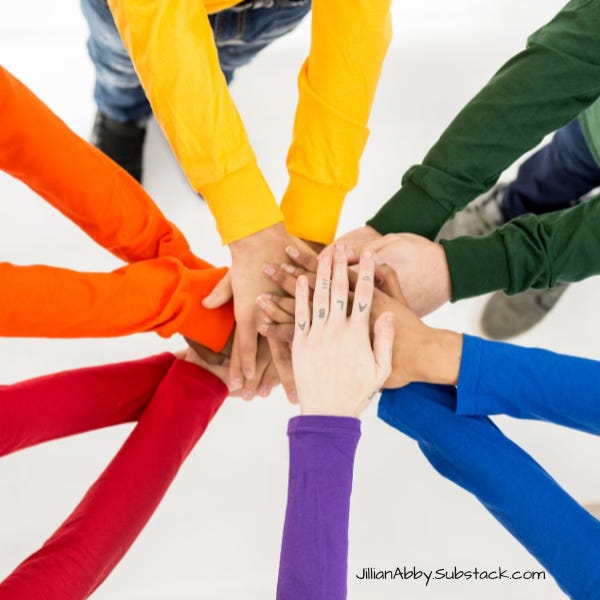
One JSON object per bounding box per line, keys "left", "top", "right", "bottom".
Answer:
{"left": 202, "top": 162, "right": 284, "bottom": 244}
{"left": 280, "top": 174, "right": 346, "bottom": 244}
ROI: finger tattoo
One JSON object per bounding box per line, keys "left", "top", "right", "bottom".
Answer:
{"left": 358, "top": 302, "right": 367, "bottom": 312}
{"left": 298, "top": 321, "right": 306, "bottom": 331}
{"left": 337, "top": 300, "right": 345, "bottom": 311}
{"left": 318, "top": 308, "right": 326, "bottom": 319}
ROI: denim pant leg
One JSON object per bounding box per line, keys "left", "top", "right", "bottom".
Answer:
{"left": 81, "top": 0, "right": 311, "bottom": 121}
{"left": 209, "top": 0, "right": 311, "bottom": 83}
{"left": 502, "top": 118, "right": 600, "bottom": 220}
{"left": 81, "top": 0, "right": 152, "bottom": 123}
{"left": 378, "top": 385, "right": 600, "bottom": 599}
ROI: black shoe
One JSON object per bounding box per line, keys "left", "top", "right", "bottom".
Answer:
{"left": 91, "top": 112, "right": 147, "bottom": 183}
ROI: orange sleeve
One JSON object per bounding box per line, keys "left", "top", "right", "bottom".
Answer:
{"left": 0, "top": 259, "right": 232, "bottom": 350}
{"left": 0, "top": 66, "right": 235, "bottom": 350}
{"left": 0, "top": 65, "right": 203, "bottom": 271}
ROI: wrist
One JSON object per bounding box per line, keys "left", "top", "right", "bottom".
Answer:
{"left": 229, "top": 222, "right": 287, "bottom": 254}
{"left": 409, "top": 328, "right": 463, "bottom": 385}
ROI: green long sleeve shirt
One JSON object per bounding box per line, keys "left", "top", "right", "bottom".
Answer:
{"left": 367, "top": 0, "right": 600, "bottom": 300}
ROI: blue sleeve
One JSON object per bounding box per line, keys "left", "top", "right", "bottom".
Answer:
{"left": 457, "top": 334, "right": 600, "bottom": 435}
{"left": 276, "top": 415, "right": 361, "bottom": 600}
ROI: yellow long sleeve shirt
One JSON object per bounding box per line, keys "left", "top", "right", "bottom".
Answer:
{"left": 108, "top": 0, "right": 392, "bottom": 245}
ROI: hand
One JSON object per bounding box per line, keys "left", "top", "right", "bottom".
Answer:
{"left": 203, "top": 223, "right": 317, "bottom": 400}
{"left": 177, "top": 345, "right": 241, "bottom": 395}
{"left": 321, "top": 225, "right": 381, "bottom": 261}
{"left": 261, "top": 244, "right": 461, "bottom": 389}
{"left": 360, "top": 233, "right": 452, "bottom": 316}
{"left": 292, "top": 245, "right": 394, "bottom": 417}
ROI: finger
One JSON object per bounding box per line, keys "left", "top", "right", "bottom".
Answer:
{"left": 269, "top": 294, "right": 296, "bottom": 317}
{"left": 329, "top": 244, "right": 349, "bottom": 324}
{"left": 295, "top": 275, "right": 310, "bottom": 339}
{"left": 257, "top": 360, "right": 280, "bottom": 397}
{"left": 202, "top": 271, "right": 233, "bottom": 308}
{"left": 263, "top": 263, "right": 316, "bottom": 297}
{"left": 361, "top": 233, "right": 398, "bottom": 254}
{"left": 285, "top": 245, "right": 319, "bottom": 274}
{"left": 229, "top": 331, "right": 244, "bottom": 393}
{"left": 269, "top": 338, "right": 297, "bottom": 403}
{"left": 256, "top": 294, "right": 294, "bottom": 325}
{"left": 351, "top": 250, "right": 375, "bottom": 323}
{"left": 372, "top": 312, "right": 395, "bottom": 387}
{"left": 261, "top": 323, "right": 295, "bottom": 345}
{"left": 374, "top": 260, "right": 409, "bottom": 305}
{"left": 242, "top": 336, "right": 271, "bottom": 400}
{"left": 237, "top": 319, "right": 258, "bottom": 383}
{"left": 312, "top": 253, "right": 332, "bottom": 326}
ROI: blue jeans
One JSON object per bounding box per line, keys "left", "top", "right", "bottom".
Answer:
{"left": 81, "top": 0, "right": 311, "bottom": 123}
{"left": 502, "top": 118, "right": 600, "bottom": 220}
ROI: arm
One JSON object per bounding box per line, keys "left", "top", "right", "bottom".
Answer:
{"left": 0, "top": 259, "right": 232, "bottom": 349}
{"left": 277, "top": 247, "right": 394, "bottom": 599}
{"left": 0, "top": 66, "right": 205, "bottom": 270}
{"left": 107, "top": 0, "right": 283, "bottom": 244}
{"left": 367, "top": 0, "right": 600, "bottom": 239}
{"left": 280, "top": 0, "right": 392, "bottom": 244}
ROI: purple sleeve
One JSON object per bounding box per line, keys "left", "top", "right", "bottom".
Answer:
{"left": 276, "top": 415, "right": 361, "bottom": 600}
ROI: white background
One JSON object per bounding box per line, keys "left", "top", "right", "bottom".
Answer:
{"left": 0, "top": 1, "right": 597, "bottom": 598}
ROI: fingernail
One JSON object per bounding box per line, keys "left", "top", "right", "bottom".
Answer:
{"left": 363, "top": 250, "right": 372, "bottom": 260}
{"left": 281, "top": 263, "right": 295, "bottom": 274}
{"left": 231, "top": 378, "right": 243, "bottom": 390}
{"left": 263, "top": 264, "right": 276, "bottom": 276}
{"left": 286, "top": 246, "right": 299, "bottom": 258}
{"left": 259, "top": 386, "right": 271, "bottom": 397}
{"left": 288, "top": 391, "right": 298, "bottom": 403}
{"left": 243, "top": 368, "right": 254, "bottom": 380}
{"left": 259, "top": 323, "right": 269, "bottom": 334}
{"left": 385, "top": 314, "right": 394, "bottom": 324}
{"left": 347, "top": 248, "right": 355, "bottom": 259}
{"left": 336, "top": 243, "right": 345, "bottom": 252}
{"left": 202, "top": 293, "right": 214, "bottom": 305}
{"left": 242, "top": 390, "right": 253, "bottom": 401}
{"left": 374, "top": 255, "right": 385, "bottom": 265}
{"left": 256, "top": 296, "right": 267, "bottom": 309}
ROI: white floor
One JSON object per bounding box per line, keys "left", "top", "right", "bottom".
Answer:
{"left": 0, "top": 1, "right": 598, "bottom": 598}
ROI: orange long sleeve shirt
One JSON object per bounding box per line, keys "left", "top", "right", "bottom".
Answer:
{"left": 108, "top": 0, "right": 392, "bottom": 244}
{"left": 0, "top": 66, "right": 233, "bottom": 351}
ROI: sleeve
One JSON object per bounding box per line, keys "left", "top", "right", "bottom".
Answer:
{"left": 0, "top": 352, "right": 176, "bottom": 457}
{"left": 0, "top": 66, "right": 234, "bottom": 350}
{"left": 280, "top": 0, "right": 392, "bottom": 244}
{"left": 367, "top": 0, "right": 600, "bottom": 239}
{"left": 276, "top": 415, "right": 361, "bottom": 600}
{"left": 439, "top": 192, "right": 600, "bottom": 301}
{"left": 106, "top": 0, "right": 284, "bottom": 244}
{"left": 0, "top": 65, "right": 205, "bottom": 271}
{"left": 456, "top": 334, "right": 600, "bottom": 436}
{"left": 0, "top": 259, "right": 233, "bottom": 350}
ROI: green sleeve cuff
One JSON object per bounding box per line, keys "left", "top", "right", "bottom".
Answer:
{"left": 366, "top": 182, "right": 452, "bottom": 240}
{"left": 441, "top": 232, "right": 511, "bottom": 301}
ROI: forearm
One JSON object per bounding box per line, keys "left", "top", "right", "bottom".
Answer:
{"left": 0, "top": 259, "right": 233, "bottom": 350}
{"left": 368, "top": 0, "right": 600, "bottom": 239}
{"left": 457, "top": 335, "right": 600, "bottom": 436}
{"left": 107, "top": 0, "right": 283, "bottom": 244}
{"left": 0, "top": 353, "right": 175, "bottom": 457}
{"left": 0, "top": 66, "right": 205, "bottom": 269}
{"left": 441, "top": 193, "right": 600, "bottom": 300}
{"left": 281, "top": 0, "right": 392, "bottom": 244}
{"left": 277, "top": 415, "right": 360, "bottom": 600}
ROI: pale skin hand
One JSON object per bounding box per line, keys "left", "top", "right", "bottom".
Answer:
{"left": 202, "top": 222, "right": 317, "bottom": 400}
{"left": 292, "top": 245, "right": 394, "bottom": 418}
{"left": 321, "top": 225, "right": 382, "bottom": 261}
{"left": 359, "top": 233, "right": 452, "bottom": 317}
{"left": 260, "top": 245, "right": 462, "bottom": 389}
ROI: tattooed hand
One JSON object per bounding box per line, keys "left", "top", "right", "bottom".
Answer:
{"left": 291, "top": 245, "right": 394, "bottom": 417}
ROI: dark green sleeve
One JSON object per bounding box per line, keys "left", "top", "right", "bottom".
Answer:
{"left": 440, "top": 193, "right": 600, "bottom": 300}
{"left": 368, "top": 0, "right": 600, "bottom": 240}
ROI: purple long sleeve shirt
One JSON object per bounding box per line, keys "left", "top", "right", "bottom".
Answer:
{"left": 277, "top": 415, "right": 361, "bottom": 600}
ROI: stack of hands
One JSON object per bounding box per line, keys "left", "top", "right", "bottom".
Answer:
{"left": 185, "top": 223, "right": 463, "bottom": 410}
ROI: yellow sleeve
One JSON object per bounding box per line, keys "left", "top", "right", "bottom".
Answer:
{"left": 107, "top": 0, "right": 284, "bottom": 244}
{"left": 280, "top": 0, "right": 392, "bottom": 244}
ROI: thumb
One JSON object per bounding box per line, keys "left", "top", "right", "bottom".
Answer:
{"left": 373, "top": 312, "right": 395, "bottom": 386}
{"left": 202, "top": 272, "right": 232, "bottom": 308}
